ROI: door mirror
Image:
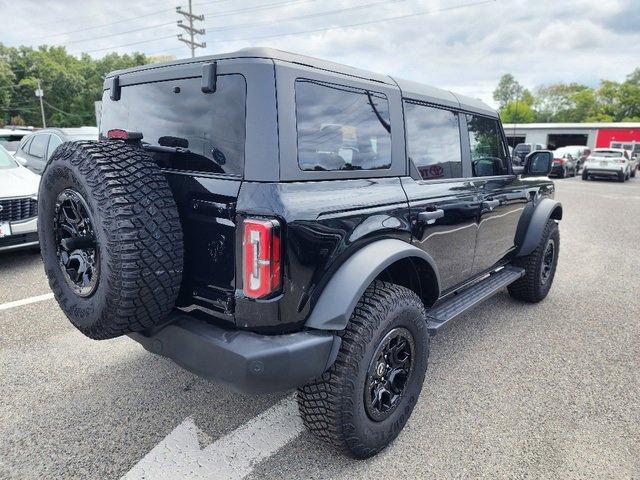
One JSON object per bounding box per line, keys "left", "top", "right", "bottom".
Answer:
{"left": 523, "top": 150, "right": 553, "bottom": 176}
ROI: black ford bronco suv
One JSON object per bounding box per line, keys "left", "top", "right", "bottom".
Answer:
{"left": 38, "top": 48, "right": 561, "bottom": 459}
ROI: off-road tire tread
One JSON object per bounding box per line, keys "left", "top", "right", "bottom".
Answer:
{"left": 297, "top": 281, "right": 428, "bottom": 458}
{"left": 40, "top": 141, "right": 183, "bottom": 339}
{"left": 508, "top": 219, "right": 558, "bottom": 303}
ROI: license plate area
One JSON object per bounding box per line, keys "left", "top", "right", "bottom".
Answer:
{"left": 0, "top": 222, "right": 12, "bottom": 238}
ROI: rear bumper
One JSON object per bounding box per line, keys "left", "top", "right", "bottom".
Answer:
{"left": 129, "top": 312, "right": 340, "bottom": 394}
{"left": 584, "top": 168, "right": 621, "bottom": 177}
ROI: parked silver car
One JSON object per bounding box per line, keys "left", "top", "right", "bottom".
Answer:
{"left": 0, "top": 145, "right": 40, "bottom": 252}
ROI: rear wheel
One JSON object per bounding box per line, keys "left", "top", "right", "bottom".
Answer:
{"left": 632, "top": 168, "right": 636, "bottom": 178}
{"left": 618, "top": 171, "right": 625, "bottom": 182}
{"left": 298, "top": 281, "right": 429, "bottom": 459}
{"left": 508, "top": 219, "right": 559, "bottom": 303}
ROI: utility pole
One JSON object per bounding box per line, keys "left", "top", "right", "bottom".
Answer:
{"left": 176, "top": 0, "right": 206, "bottom": 58}
{"left": 35, "top": 79, "right": 46, "bottom": 128}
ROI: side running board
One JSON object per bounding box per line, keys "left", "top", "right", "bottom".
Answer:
{"left": 426, "top": 266, "right": 525, "bottom": 334}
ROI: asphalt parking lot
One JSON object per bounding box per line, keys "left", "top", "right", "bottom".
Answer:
{"left": 1, "top": 175, "right": 639, "bottom": 480}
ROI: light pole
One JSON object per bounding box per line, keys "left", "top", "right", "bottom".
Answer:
{"left": 35, "top": 79, "right": 46, "bottom": 128}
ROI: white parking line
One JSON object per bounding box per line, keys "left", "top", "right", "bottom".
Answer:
{"left": 122, "top": 395, "right": 304, "bottom": 480}
{"left": 0, "top": 292, "right": 54, "bottom": 311}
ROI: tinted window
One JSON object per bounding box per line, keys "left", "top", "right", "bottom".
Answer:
{"left": 100, "top": 75, "right": 246, "bottom": 176}
{"left": 28, "top": 134, "right": 48, "bottom": 159}
{"left": 19, "top": 136, "right": 33, "bottom": 153}
{"left": 295, "top": 79, "right": 391, "bottom": 171}
{"left": 466, "top": 115, "right": 509, "bottom": 177}
{"left": 47, "top": 135, "right": 63, "bottom": 160}
{"left": 404, "top": 102, "right": 461, "bottom": 180}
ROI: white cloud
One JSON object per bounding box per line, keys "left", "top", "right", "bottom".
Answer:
{"left": 2, "top": 0, "right": 639, "bottom": 107}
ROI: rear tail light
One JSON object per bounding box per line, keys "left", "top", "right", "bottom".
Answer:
{"left": 553, "top": 158, "right": 564, "bottom": 165}
{"left": 243, "top": 218, "right": 281, "bottom": 299}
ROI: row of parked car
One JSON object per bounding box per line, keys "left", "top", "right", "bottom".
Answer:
{"left": 0, "top": 127, "right": 98, "bottom": 252}
{"left": 513, "top": 142, "right": 639, "bottom": 181}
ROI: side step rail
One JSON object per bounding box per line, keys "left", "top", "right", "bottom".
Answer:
{"left": 426, "top": 266, "right": 525, "bottom": 334}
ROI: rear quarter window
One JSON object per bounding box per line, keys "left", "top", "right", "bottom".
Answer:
{"left": 28, "top": 134, "right": 49, "bottom": 159}
{"left": 295, "top": 79, "right": 392, "bottom": 172}
{"left": 100, "top": 74, "right": 246, "bottom": 176}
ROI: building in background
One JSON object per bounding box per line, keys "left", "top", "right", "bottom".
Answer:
{"left": 503, "top": 123, "right": 640, "bottom": 155}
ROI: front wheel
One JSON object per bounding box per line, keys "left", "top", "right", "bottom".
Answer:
{"left": 632, "top": 168, "right": 637, "bottom": 178}
{"left": 508, "top": 219, "right": 559, "bottom": 303}
{"left": 298, "top": 281, "right": 429, "bottom": 459}
{"left": 582, "top": 169, "right": 589, "bottom": 180}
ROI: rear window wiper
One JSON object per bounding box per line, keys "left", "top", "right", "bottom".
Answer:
{"left": 141, "top": 143, "right": 191, "bottom": 155}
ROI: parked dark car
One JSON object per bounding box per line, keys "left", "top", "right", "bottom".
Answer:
{"left": 37, "top": 48, "right": 561, "bottom": 458}
{"left": 550, "top": 151, "right": 578, "bottom": 178}
{"left": 14, "top": 127, "right": 98, "bottom": 174}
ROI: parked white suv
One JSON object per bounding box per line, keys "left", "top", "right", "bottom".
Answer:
{"left": 582, "top": 148, "right": 636, "bottom": 182}
{"left": 0, "top": 145, "right": 40, "bottom": 252}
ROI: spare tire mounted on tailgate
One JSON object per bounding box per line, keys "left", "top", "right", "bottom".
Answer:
{"left": 38, "top": 141, "right": 183, "bottom": 340}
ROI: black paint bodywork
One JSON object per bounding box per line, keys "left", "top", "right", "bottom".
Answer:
{"left": 101, "top": 49, "right": 559, "bottom": 335}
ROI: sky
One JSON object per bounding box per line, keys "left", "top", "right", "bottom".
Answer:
{"left": 2, "top": 0, "right": 639, "bottom": 107}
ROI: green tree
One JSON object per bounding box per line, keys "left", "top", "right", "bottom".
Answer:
{"left": 0, "top": 59, "right": 15, "bottom": 125}
{"left": 493, "top": 74, "right": 532, "bottom": 109}
{"left": 0, "top": 43, "right": 148, "bottom": 127}
{"left": 499, "top": 100, "right": 535, "bottom": 123}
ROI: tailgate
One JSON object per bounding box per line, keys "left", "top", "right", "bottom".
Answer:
{"left": 100, "top": 71, "right": 248, "bottom": 319}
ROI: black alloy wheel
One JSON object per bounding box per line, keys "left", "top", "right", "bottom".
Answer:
{"left": 53, "top": 189, "right": 99, "bottom": 297}
{"left": 364, "top": 327, "right": 415, "bottom": 422}
{"left": 540, "top": 237, "right": 555, "bottom": 285}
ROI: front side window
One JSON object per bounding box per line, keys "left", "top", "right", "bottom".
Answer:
{"left": 295, "top": 79, "right": 391, "bottom": 172}
{"left": 466, "top": 115, "right": 509, "bottom": 177}
{"left": 28, "top": 134, "right": 48, "bottom": 159}
{"left": 404, "top": 101, "right": 462, "bottom": 180}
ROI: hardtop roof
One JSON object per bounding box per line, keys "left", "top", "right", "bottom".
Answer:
{"left": 107, "top": 47, "right": 496, "bottom": 117}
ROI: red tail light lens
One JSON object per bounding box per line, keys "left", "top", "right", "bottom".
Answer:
{"left": 243, "top": 219, "right": 281, "bottom": 299}
{"left": 553, "top": 158, "right": 564, "bottom": 165}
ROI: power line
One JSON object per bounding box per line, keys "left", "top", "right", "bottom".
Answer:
{"left": 24, "top": 0, "right": 231, "bottom": 43}
{"left": 205, "top": 0, "right": 403, "bottom": 35}
{"left": 68, "top": 0, "right": 319, "bottom": 54}
{"left": 204, "top": 0, "right": 496, "bottom": 45}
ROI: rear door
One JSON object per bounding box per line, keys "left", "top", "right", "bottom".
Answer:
{"left": 401, "top": 100, "right": 480, "bottom": 290}
{"left": 465, "top": 114, "right": 529, "bottom": 274}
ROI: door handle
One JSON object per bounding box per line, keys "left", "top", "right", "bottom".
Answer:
{"left": 418, "top": 209, "right": 444, "bottom": 225}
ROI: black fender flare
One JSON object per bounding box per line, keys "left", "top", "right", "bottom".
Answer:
{"left": 514, "top": 198, "right": 563, "bottom": 257}
{"left": 305, "top": 238, "right": 440, "bottom": 331}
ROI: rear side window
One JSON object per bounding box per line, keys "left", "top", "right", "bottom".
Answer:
{"left": 100, "top": 75, "right": 246, "bottom": 176}
{"left": 404, "top": 101, "right": 462, "bottom": 180}
{"left": 29, "top": 134, "right": 48, "bottom": 159}
{"left": 20, "top": 136, "right": 33, "bottom": 153}
{"left": 295, "top": 79, "right": 391, "bottom": 172}
{"left": 466, "top": 115, "right": 509, "bottom": 177}
{"left": 47, "top": 135, "right": 63, "bottom": 160}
